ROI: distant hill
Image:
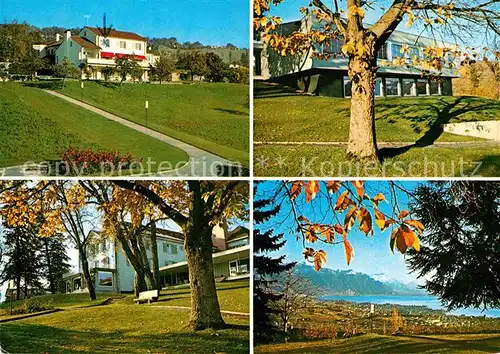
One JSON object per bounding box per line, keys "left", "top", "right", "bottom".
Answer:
{"left": 294, "top": 263, "right": 425, "bottom": 296}
{"left": 156, "top": 46, "right": 249, "bottom": 65}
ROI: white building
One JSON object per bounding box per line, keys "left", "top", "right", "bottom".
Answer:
{"left": 255, "top": 15, "right": 460, "bottom": 97}
{"left": 62, "top": 224, "right": 249, "bottom": 294}
{"left": 33, "top": 26, "right": 159, "bottom": 81}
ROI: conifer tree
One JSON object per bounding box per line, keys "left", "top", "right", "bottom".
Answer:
{"left": 407, "top": 181, "right": 500, "bottom": 310}
{"left": 254, "top": 181, "right": 296, "bottom": 342}
{"left": 42, "top": 236, "right": 71, "bottom": 294}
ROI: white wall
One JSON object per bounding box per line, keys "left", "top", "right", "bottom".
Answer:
{"left": 115, "top": 236, "right": 185, "bottom": 292}
{"left": 55, "top": 36, "right": 83, "bottom": 66}
{"left": 97, "top": 36, "right": 147, "bottom": 56}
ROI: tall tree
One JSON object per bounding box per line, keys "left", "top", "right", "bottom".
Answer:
{"left": 152, "top": 52, "right": 175, "bottom": 83}
{"left": 111, "top": 180, "right": 249, "bottom": 330}
{"left": 0, "top": 227, "right": 43, "bottom": 300}
{"left": 42, "top": 236, "right": 71, "bottom": 294}
{"left": 205, "top": 52, "right": 228, "bottom": 82}
{"left": 114, "top": 55, "right": 141, "bottom": 85}
{"left": 177, "top": 51, "right": 209, "bottom": 81}
{"left": 254, "top": 181, "right": 296, "bottom": 341}
{"left": 406, "top": 181, "right": 500, "bottom": 310}
{"left": 0, "top": 181, "right": 98, "bottom": 300}
{"left": 53, "top": 58, "right": 80, "bottom": 87}
{"left": 255, "top": 0, "right": 500, "bottom": 160}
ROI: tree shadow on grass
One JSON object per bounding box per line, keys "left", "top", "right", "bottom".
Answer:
{"left": 258, "top": 334, "right": 500, "bottom": 354}
{"left": 213, "top": 108, "right": 249, "bottom": 116}
{"left": 378, "top": 96, "right": 495, "bottom": 161}
{"left": 463, "top": 154, "right": 500, "bottom": 177}
{"left": 0, "top": 322, "right": 249, "bottom": 354}
{"left": 21, "top": 80, "right": 63, "bottom": 90}
{"left": 254, "top": 82, "right": 299, "bottom": 99}
{"left": 95, "top": 81, "right": 121, "bottom": 90}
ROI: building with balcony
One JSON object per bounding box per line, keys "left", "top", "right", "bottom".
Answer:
{"left": 255, "top": 15, "right": 460, "bottom": 97}
{"left": 62, "top": 224, "right": 249, "bottom": 294}
{"left": 33, "top": 26, "right": 159, "bottom": 81}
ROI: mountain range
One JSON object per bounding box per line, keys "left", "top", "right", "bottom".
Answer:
{"left": 294, "top": 263, "right": 425, "bottom": 295}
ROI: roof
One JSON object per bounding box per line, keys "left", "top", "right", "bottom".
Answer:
{"left": 85, "top": 26, "right": 147, "bottom": 41}
{"left": 71, "top": 36, "right": 101, "bottom": 50}
{"left": 227, "top": 226, "right": 249, "bottom": 242}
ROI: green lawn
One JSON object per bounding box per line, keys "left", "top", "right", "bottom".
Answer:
{"left": 0, "top": 293, "right": 115, "bottom": 311}
{"left": 0, "top": 281, "right": 249, "bottom": 353}
{"left": 57, "top": 80, "right": 250, "bottom": 165}
{"left": 254, "top": 145, "right": 500, "bottom": 177}
{"left": 0, "top": 83, "right": 188, "bottom": 171}
{"left": 255, "top": 333, "right": 500, "bottom": 353}
{"left": 254, "top": 82, "right": 500, "bottom": 177}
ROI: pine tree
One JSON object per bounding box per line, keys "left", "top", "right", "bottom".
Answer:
{"left": 407, "top": 181, "right": 500, "bottom": 310}
{"left": 0, "top": 227, "right": 44, "bottom": 299}
{"left": 254, "top": 181, "right": 295, "bottom": 343}
{"left": 42, "top": 236, "right": 71, "bottom": 294}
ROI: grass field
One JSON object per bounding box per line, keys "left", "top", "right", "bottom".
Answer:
{"left": 56, "top": 80, "right": 250, "bottom": 165}
{"left": 0, "top": 280, "right": 249, "bottom": 353}
{"left": 254, "top": 82, "right": 500, "bottom": 177}
{"left": 255, "top": 333, "right": 500, "bottom": 353}
{"left": 0, "top": 83, "right": 188, "bottom": 171}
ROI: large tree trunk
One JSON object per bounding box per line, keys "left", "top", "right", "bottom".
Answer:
{"left": 44, "top": 239, "right": 56, "bottom": 294}
{"left": 79, "top": 248, "right": 96, "bottom": 300}
{"left": 134, "top": 271, "right": 147, "bottom": 297}
{"left": 150, "top": 221, "right": 161, "bottom": 290}
{"left": 184, "top": 182, "right": 224, "bottom": 330}
{"left": 346, "top": 58, "right": 378, "bottom": 160}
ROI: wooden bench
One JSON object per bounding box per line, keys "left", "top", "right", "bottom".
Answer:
{"left": 134, "top": 289, "right": 159, "bottom": 304}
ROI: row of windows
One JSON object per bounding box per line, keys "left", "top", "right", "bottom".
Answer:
{"left": 100, "top": 38, "right": 142, "bottom": 51}
{"left": 344, "top": 77, "right": 440, "bottom": 97}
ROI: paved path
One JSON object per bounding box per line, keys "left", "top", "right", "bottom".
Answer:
{"left": 150, "top": 305, "right": 249, "bottom": 316}
{"left": 41, "top": 90, "right": 235, "bottom": 177}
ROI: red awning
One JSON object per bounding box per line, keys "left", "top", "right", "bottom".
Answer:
{"left": 99, "top": 52, "right": 146, "bottom": 61}
{"left": 100, "top": 52, "right": 114, "bottom": 58}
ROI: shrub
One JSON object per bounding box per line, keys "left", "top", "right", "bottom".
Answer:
{"left": 61, "top": 148, "right": 142, "bottom": 176}
{"left": 25, "top": 297, "right": 54, "bottom": 313}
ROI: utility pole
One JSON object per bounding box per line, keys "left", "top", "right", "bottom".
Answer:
{"left": 145, "top": 100, "right": 149, "bottom": 127}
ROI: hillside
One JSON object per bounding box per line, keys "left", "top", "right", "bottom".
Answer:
{"left": 157, "top": 46, "right": 249, "bottom": 64}
{"left": 294, "top": 263, "right": 425, "bottom": 295}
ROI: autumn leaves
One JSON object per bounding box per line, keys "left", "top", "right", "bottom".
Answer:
{"left": 287, "top": 181, "right": 423, "bottom": 272}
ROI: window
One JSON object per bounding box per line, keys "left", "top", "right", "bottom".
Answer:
{"left": 386, "top": 78, "right": 399, "bottom": 96}
{"left": 430, "top": 80, "right": 439, "bottom": 95}
{"left": 120, "top": 41, "right": 126, "bottom": 49}
{"left": 375, "top": 78, "right": 382, "bottom": 97}
{"left": 97, "top": 271, "right": 113, "bottom": 287}
{"left": 103, "top": 257, "right": 109, "bottom": 266}
{"left": 322, "top": 39, "right": 341, "bottom": 54}
{"left": 171, "top": 245, "right": 178, "bottom": 254}
{"left": 84, "top": 31, "right": 87, "bottom": 36}
{"left": 417, "top": 79, "right": 428, "bottom": 95}
{"left": 163, "top": 242, "right": 168, "bottom": 253}
{"left": 343, "top": 77, "right": 352, "bottom": 97}
{"left": 229, "top": 259, "right": 250, "bottom": 276}
{"left": 391, "top": 44, "right": 402, "bottom": 59}
{"left": 377, "top": 43, "right": 388, "bottom": 60}
{"left": 101, "top": 240, "right": 107, "bottom": 252}
{"left": 135, "top": 43, "right": 142, "bottom": 51}
{"left": 403, "top": 79, "right": 415, "bottom": 96}
{"left": 70, "top": 41, "right": 73, "bottom": 47}
{"left": 94, "top": 261, "right": 99, "bottom": 268}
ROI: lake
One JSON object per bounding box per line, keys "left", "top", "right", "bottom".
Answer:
{"left": 320, "top": 295, "right": 500, "bottom": 318}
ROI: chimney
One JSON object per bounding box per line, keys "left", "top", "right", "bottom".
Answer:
{"left": 65, "top": 30, "right": 71, "bottom": 40}
{"left": 56, "top": 33, "right": 61, "bottom": 42}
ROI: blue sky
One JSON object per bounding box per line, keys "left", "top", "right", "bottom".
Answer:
{"left": 0, "top": 0, "right": 249, "bottom": 48}
{"left": 256, "top": 181, "right": 426, "bottom": 284}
